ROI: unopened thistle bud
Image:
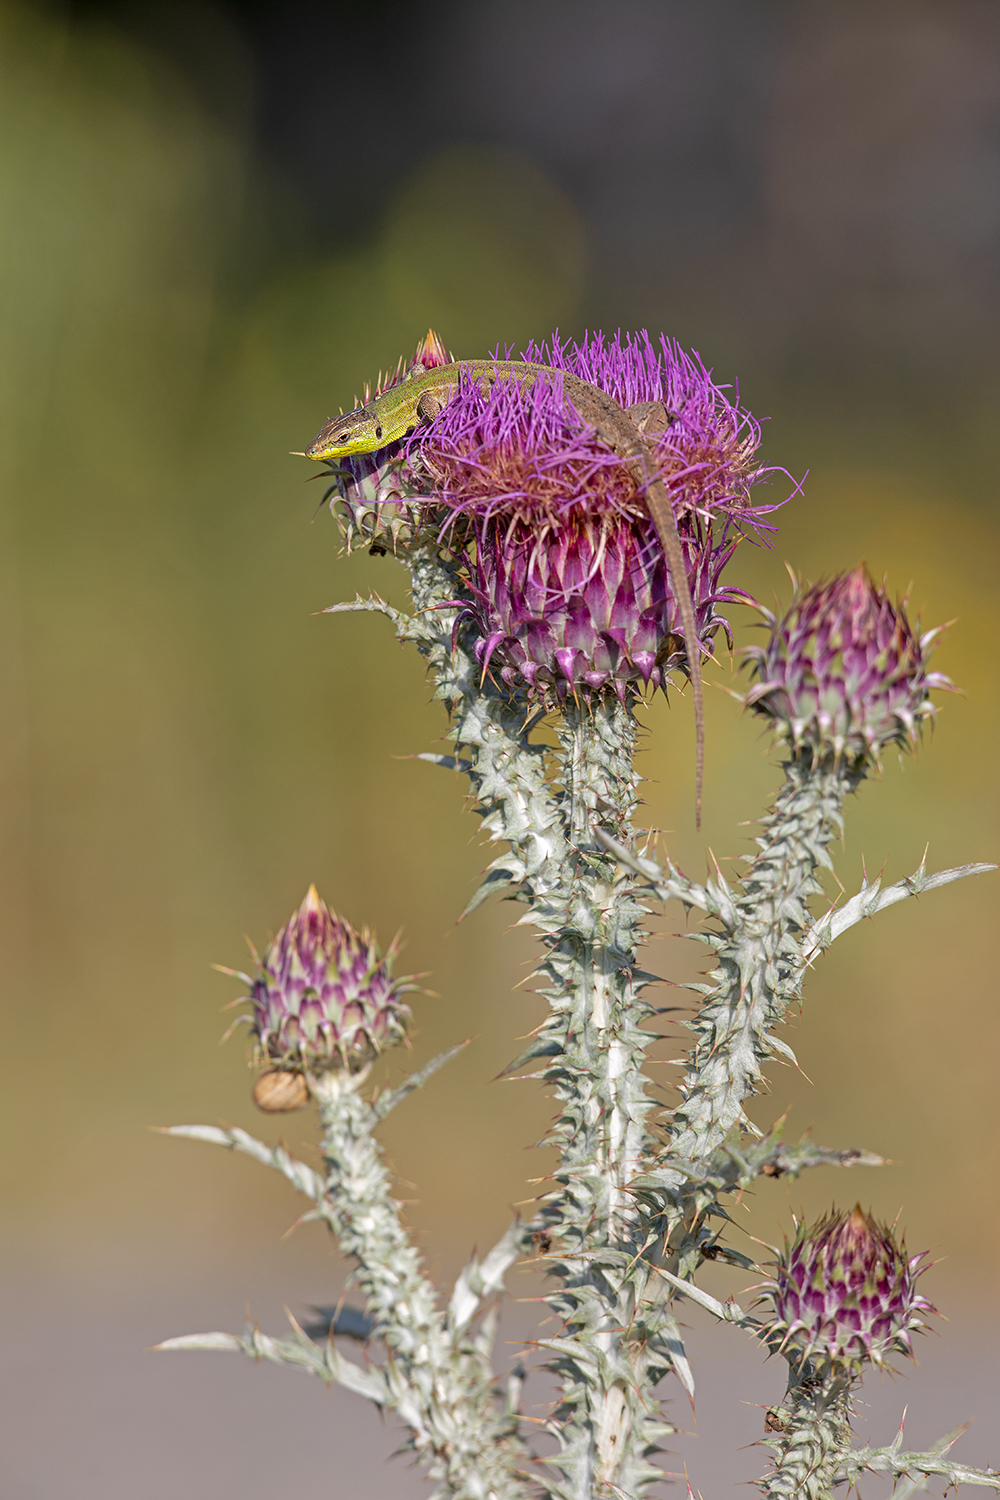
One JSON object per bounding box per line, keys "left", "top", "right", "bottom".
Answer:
{"left": 744, "top": 565, "right": 951, "bottom": 764}
{"left": 244, "top": 886, "right": 412, "bottom": 1076}
{"left": 762, "top": 1205, "right": 934, "bottom": 1372}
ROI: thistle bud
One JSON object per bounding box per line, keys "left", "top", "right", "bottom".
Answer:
{"left": 744, "top": 566, "right": 951, "bottom": 764}
{"left": 763, "top": 1205, "right": 934, "bottom": 1371}
{"left": 247, "top": 886, "right": 412, "bottom": 1075}
{"left": 467, "top": 498, "right": 738, "bottom": 700}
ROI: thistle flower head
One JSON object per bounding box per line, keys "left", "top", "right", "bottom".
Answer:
{"left": 412, "top": 330, "right": 781, "bottom": 701}
{"left": 744, "top": 566, "right": 951, "bottom": 764}
{"left": 245, "top": 886, "right": 412, "bottom": 1073}
{"left": 761, "top": 1205, "right": 934, "bottom": 1372}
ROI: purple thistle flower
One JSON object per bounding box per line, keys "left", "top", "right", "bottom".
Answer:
{"left": 744, "top": 565, "right": 952, "bottom": 763}
{"left": 762, "top": 1205, "right": 935, "bottom": 1372}
{"left": 241, "top": 886, "right": 412, "bottom": 1074}
{"left": 520, "top": 329, "right": 770, "bottom": 527}
{"left": 462, "top": 490, "right": 748, "bottom": 699}
{"left": 413, "top": 331, "right": 781, "bottom": 701}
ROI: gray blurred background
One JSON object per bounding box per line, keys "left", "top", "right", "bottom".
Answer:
{"left": 1, "top": 1, "right": 998, "bottom": 1494}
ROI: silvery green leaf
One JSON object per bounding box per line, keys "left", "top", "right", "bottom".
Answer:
{"left": 804, "top": 858, "right": 996, "bottom": 959}
{"left": 163, "top": 1125, "right": 324, "bottom": 1201}
{"left": 449, "top": 1218, "right": 528, "bottom": 1334}
{"left": 155, "top": 1332, "right": 243, "bottom": 1353}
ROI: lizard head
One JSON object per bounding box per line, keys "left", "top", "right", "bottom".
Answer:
{"left": 305, "top": 405, "right": 385, "bottom": 461}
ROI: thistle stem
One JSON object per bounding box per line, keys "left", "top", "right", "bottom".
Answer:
{"left": 311, "top": 1069, "right": 528, "bottom": 1500}
{"left": 760, "top": 1363, "right": 854, "bottom": 1500}
{"left": 676, "top": 757, "right": 859, "bottom": 1161}
{"left": 406, "top": 549, "right": 680, "bottom": 1496}
{"left": 536, "top": 698, "right": 667, "bottom": 1500}
{"left": 648, "top": 758, "right": 861, "bottom": 1274}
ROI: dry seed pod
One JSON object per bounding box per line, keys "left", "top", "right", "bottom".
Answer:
{"left": 252, "top": 1068, "right": 309, "bottom": 1113}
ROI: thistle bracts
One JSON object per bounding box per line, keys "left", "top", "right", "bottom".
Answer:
{"left": 755, "top": 1208, "right": 934, "bottom": 1499}
{"left": 245, "top": 885, "right": 411, "bottom": 1074}
{"left": 437, "top": 387, "right": 748, "bottom": 701}
{"left": 762, "top": 1205, "right": 934, "bottom": 1372}
{"left": 744, "top": 566, "right": 952, "bottom": 765}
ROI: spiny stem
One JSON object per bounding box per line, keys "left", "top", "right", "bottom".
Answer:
{"left": 405, "top": 547, "right": 682, "bottom": 1496}
{"left": 640, "top": 757, "right": 862, "bottom": 1278}
{"left": 536, "top": 697, "right": 668, "bottom": 1499}
{"left": 312, "top": 1070, "right": 529, "bottom": 1500}
{"left": 671, "top": 757, "right": 860, "bottom": 1163}
{"left": 760, "top": 1364, "right": 854, "bottom": 1500}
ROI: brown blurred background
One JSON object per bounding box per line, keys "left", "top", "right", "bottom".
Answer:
{"left": 1, "top": 1, "right": 998, "bottom": 1494}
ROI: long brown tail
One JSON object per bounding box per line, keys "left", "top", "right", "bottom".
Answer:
{"left": 547, "top": 370, "right": 706, "bottom": 828}
{"left": 644, "top": 478, "right": 703, "bottom": 829}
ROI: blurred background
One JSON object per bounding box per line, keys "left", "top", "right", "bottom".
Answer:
{"left": 1, "top": 0, "right": 998, "bottom": 1494}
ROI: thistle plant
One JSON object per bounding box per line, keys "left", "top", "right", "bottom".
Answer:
{"left": 160, "top": 329, "right": 998, "bottom": 1499}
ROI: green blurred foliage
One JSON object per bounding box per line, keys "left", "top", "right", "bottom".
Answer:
{"left": 0, "top": 0, "right": 996, "bottom": 1308}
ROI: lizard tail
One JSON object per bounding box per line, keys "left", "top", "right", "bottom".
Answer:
{"left": 691, "top": 639, "right": 704, "bottom": 832}
{"left": 646, "top": 482, "right": 704, "bottom": 830}
{"left": 674, "top": 574, "right": 704, "bottom": 831}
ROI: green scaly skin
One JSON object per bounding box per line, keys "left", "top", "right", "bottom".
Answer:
{"left": 304, "top": 357, "right": 707, "bottom": 826}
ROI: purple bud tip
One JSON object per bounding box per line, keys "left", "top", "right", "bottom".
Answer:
{"left": 408, "top": 328, "right": 452, "bottom": 372}
{"left": 744, "top": 564, "right": 953, "bottom": 764}
{"left": 245, "top": 886, "right": 411, "bottom": 1074}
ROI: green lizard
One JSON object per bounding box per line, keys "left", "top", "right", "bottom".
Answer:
{"left": 304, "top": 356, "right": 706, "bottom": 826}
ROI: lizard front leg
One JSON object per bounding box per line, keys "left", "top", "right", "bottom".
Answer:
{"left": 416, "top": 391, "right": 443, "bottom": 421}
